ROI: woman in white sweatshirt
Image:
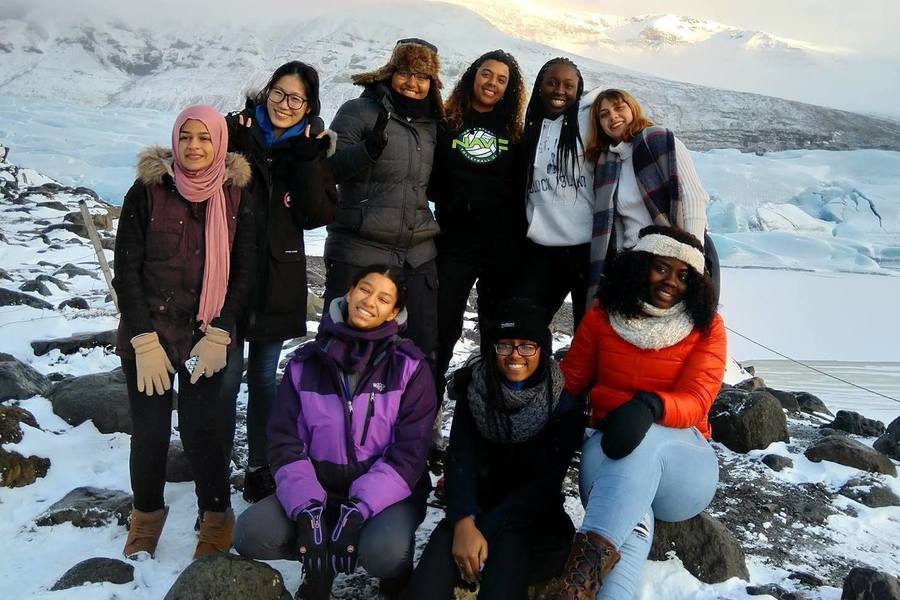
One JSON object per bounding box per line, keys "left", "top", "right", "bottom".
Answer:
{"left": 584, "top": 88, "right": 718, "bottom": 304}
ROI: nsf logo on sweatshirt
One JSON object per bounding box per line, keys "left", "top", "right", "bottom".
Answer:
{"left": 452, "top": 127, "right": 508, "bottom": 164}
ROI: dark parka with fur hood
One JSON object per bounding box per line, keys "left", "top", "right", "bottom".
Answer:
{"left": 325, "top": 41, "right": 443, "bottom": 269}
{"left": 113, "top": 147, "right": 255, "bottom": 366}
{"left": 226, "top": 102, "right": 337, "bottom": 341}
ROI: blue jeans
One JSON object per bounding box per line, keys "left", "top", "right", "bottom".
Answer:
{"left": 579, "top": 425, "right": 718, "bottom": 600}
{"left": 221, "top": 339, "right": 283, "bottom": 469}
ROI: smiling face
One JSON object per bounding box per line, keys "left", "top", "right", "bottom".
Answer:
{"left": 346, "top": 273, "right": 401, "bottom": 330}
{"left": 597, "top": 97, "right": 635, "bottom": 143}
{"left": 390, "top": 68, "right": 431, "bottom": 100}
{"left": 266, "top": 74, "right": 309, "bottom": 133}
{"left": 177, "top": 119, "right": 215, "bottom": 172}
{"left": 539, "top": 64, "right": 579, "bottom": 118}
{"left": 471, "top": 59, "right": 510, "bottom": 112}
{"left": 647, "top": 255, "right": 690, "bottom": 309}
{"left": 494, "top": 338, "right": 541, "bottom": 383}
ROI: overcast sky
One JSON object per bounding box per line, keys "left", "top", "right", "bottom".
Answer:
{"left": 553, "top": 0, "right": 898, "bottom": 56}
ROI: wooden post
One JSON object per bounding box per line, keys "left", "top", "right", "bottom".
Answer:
{"left": 79, "top": 199, "right": 118, "bottom": 311}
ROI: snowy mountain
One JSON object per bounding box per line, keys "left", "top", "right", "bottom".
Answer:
{"left": 436, "top": 0, "right": 900, "bottom": 119}
{"left": 1, "top": 0, "right": 899, "bottom": 152}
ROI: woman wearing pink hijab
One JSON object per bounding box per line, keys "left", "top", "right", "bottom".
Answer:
{"left": 113, "top": 105, "right": 256, "bottom": 561}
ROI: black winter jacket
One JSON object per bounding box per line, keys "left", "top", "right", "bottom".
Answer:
{"left": 226, "top": 100, "right": 337, "bottom": 341}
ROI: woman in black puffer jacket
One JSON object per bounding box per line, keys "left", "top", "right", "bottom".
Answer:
{"left": 221, "top": 61, "right": 337, "bottom": 503}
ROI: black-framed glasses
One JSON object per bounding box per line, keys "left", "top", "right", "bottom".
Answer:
{"left": 394, "top": 70, "right": 430, "bottom": 83}
{"left": 494, "top": 342, "right": 539, "bottom": 357}
{"left": 268, "top": 87, "right": 308, "bottom": 110}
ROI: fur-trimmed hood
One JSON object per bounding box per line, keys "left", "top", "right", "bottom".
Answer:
{"left": 136, "top": 147, "right": 252, "bottom": 188}
{"left": 351, "top": 40, "right": 443, "bottom": 91}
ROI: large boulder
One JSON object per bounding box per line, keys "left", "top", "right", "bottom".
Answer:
{"left": 839, "top": 477, "right": 900, "bottom": 508}
{"left": 763, "top": 387, "right": 801, "bottom": 414}
{"left": 35, "top": 487, "right": 132, "bottom": 528}
{"left": 0, "top": 353, "right": 51, "bottom": 401}
{"left": 0, "top": 287, "right": 54, "bottom": 309}
{"left": 0, "top": 405, "right": 39, "bottom": 444}
{"left": 874, "top": 416, "right": 900, "bottom": 461}
{"left": 19, "top": 279, "right": 52, "bottom": 296}
{"left": 649, "top": 512, "right": 749, "bottom": 584}
{"left": 734, "top": 377, "right": 767, "bottom": 392}
{"left": 50, "top": 557, "right": 134, "bottom": 591}
{"left": 163, "top": 554, "right": 292, "bottom": 600}
{"left": 30, "top": 329, "right": 117, "bottom": 356}
{"left": 824, "top": 411, "right": 886, "bottom": 437}
{"left": 841, "top": 567, "right": 900, "bottom": 599}
{"left": 46, "top": 368, "right": 131, "bottom": 434}
{"left": 709, "top": 389, "right": 789, "bottom": 453}
{"left": 805, "top": 436, "right": 897, "bottom": 477}
{"left": 0, "top": 448, "right": 50, "bottom": 487}
{"left": 794, "top": 391, "right": 832, "bottom": 416}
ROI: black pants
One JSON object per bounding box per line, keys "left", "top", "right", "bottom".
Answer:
{"left": 122, "top": 357, "right": 235, "bottom": 513}
{"left": 403, "top": 517, "right": 572, "bottom": 600}
{"left": 513, "top": 241, "right": 590, "bottom": 333}
{"left": 323, "top": 258, "right": 439, "bottom": 364}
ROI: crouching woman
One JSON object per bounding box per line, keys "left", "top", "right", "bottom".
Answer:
{"left": 555, "top": 225, "right": 726, "bottom": 600}
{"left": 113, "top": 105, "right": 255, "bottom": 560}
{"left": 404, "top": 298, "right": 582, "bottom": 600}
{"left": 233, "top": 265, "right": 437, "bottom": 600}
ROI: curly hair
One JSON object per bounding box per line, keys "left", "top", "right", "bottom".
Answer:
{"left": 443, "top": 50, "right": 526, "bottom": 144}
{"left": 597, "top": 226, "right": 717, "bottom": 331}
{"left": 585, "top": 88, "right": 654, "bottom": 162}
{"left": 523, "top": 57, "right": 585, "bottom": 186}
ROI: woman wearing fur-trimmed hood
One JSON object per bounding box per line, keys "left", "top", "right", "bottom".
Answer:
{"left": 324, "top": 38, "right": 444, "bottom": 369}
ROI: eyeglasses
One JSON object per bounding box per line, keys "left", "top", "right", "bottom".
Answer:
{"left": 394, "top": 70, "right": 430, "bottom": 83}
{"left": 493, "top": 342, "right": 539, "bottom": 357}
{"left": 268, "top": 87, "right": 308, "bottom": 110}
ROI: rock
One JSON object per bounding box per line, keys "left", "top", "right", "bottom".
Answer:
{"left": 58, "top": 297, "right": 90, "bottom": 310}
{"left": 37, "top": 200, "right": 69, "bottom": 212}
{"left": 54, "top": 263, "right": 100, "bottom": 279}
{"left": 762, "top": 454, "right": 794, "bottom": 472}
{"left": 166, "top": 440, "right": 194, "bottom": 483}
{"left": 874, "top": 416, "right": 900, "bottom": 461}
{"left": 841, "top": 567, "right": 900, "bottom": 599}
{"left": 0, "top": 268, "right": 11, "bottom": 281}
{"left": 765, "top": 387, "right": 802, "bottom": 413}
{"left": 50, "top": 557, "right": 134, "bottom": 590}
{"left": 0, "top": 287, "right": 54, "bottom": 309}
{"left": 64, "top": 209, "right": 115, "bottom": 232}
{"left": 35, "top": 487, "right": 132, "bottom": 527}
{"left": 0, "top": 352, "right": 51, "bottom": 401}
{"left": 839, "top": 477, "right": 900, "bottom": 508}
{"left": 30, "top": 329, "right": 117, "bottom": 356}
{"left": 18, "top": 279, "right": 52, "bottom": 296}
{"left": 46, "top": 368, "right": 131, "bottom": 434}
{"left": 734, "top": 377, "right": 767, "bottom": 391}
{"left": 805, "top": 436, "right": 897, "bottom": 477}
{"left": 790, "top": 571, "right": 826, "bottom": 587}
{"left": 0, "top": 405, "right": 39, "bottom": 444}
{"left": 710, "top": 389, "right": 789, "bottom": 453}
{"left": 163, "top": 554, "right": 292, "bottom": 600}
{"left": 824, "top": 411, "right": 885, "bottom": 437}
{"left": 36, "top": 274, "right": 69, "bottom": 291}
{"left": 746, "top": 583, "right": 803, "bottom": 599}
{"left": 794, "top": 392, "right": 832, "bottom": 416}
{"left": 649, "top": 512, "right": 749, "bottom": 584}
{"left": 0, "top": 448, "right": 50, "bottom": 487}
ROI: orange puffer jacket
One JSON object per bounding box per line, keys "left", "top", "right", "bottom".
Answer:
{"left": 561, "top": 304, "right": 726, "bottom": 439}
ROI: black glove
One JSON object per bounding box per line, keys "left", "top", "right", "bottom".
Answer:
{"left": 600, "top": 392, "right": 664, "bottom": 460}
{"left": 329, "top": 501, "right": 365, "bottom": 574}
{"left": 295, "top": 502, "right": 329, "bottom": 575}
{"left": 364, "top": 109, "right": 389, "bottom": 160}
{"left": 227, "top": 112, "right": 256, "bottom": 152}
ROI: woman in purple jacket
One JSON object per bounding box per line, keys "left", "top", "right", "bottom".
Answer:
{"left": 233, "top": 264, "right": 437, "bottom": 600}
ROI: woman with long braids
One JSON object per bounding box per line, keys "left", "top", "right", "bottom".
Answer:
{"left": 555, "top": 225, "right": 725, "bottom": 600}
{"left": 517, "top": 57, "right": 593, "bottom": 329}
{"left": 431, "top": 49, "right": 527, "bottom": 399}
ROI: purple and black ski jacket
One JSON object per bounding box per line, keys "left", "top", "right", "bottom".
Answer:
{"left": 267, "top": 299, "right": 436, "bottom": 521}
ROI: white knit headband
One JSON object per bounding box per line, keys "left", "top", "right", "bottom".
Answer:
{"left": 632, "top": 233, "right": 705, "bottom": 274}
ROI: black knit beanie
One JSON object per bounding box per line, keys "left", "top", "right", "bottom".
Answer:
{"left": 486, "top": 297, "right": 552, "bottom": 354}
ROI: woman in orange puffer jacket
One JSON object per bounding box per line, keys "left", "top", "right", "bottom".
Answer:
{"left": 555, "top": 225, "right": 726, "bottom": 600}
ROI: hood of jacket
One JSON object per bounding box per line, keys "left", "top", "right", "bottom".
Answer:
{"left": 136, "top": 146, "right": 252, "bottom": 188}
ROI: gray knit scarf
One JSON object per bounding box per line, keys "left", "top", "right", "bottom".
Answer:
{"left": 608, "top": 302, "right": 693, "bottom": 350}
{"left": 466, "top": 358, "right": 565, "bottom": 444}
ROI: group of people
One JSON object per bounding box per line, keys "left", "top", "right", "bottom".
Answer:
{"left": 112, "top": 37, "right": 726, "bottom": 600}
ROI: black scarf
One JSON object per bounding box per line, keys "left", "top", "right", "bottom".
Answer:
{"left": 389, "top": 87, "right": 435, "bottom": 120}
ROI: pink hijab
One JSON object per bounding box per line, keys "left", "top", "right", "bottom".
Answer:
{"left": 171, "top": 105, "right": 230, "bottom": 330}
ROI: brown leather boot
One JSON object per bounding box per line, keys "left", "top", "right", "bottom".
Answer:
{"left": 556, "top": 531, "right": 621, "bottom": 600}
{"left": 123, "top": 507, "right": 168, "bottom": 559}
{"left": 193, "top": 509, "right": 234, "bottom": 559}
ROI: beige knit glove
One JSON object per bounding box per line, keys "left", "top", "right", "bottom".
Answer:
{"left": 188, "top": 326, "right": 231, "bottom": 384}
{"left": 131, "top": 332, "right": 175, "bottom": 396}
